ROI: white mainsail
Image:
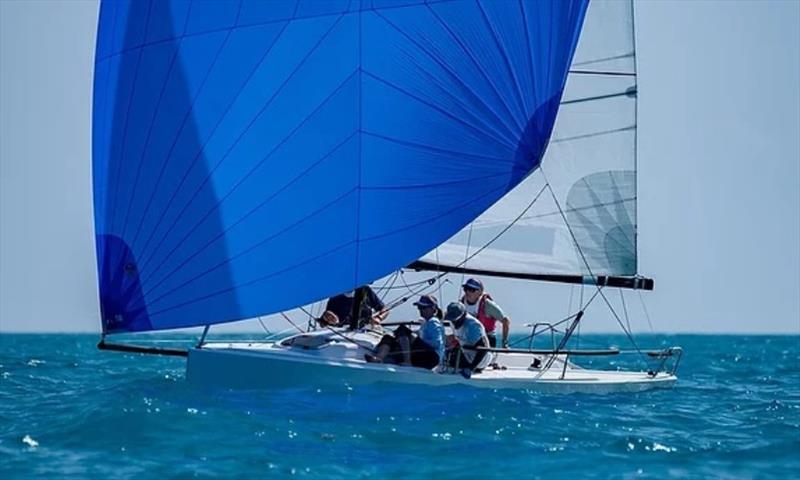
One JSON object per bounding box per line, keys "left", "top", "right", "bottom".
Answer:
{"left": 418, "top": 0, "right": 640, "bottom": 283}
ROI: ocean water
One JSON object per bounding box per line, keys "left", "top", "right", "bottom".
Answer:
{"left": 1, "top": 334, "right": 798, "bottom": 479}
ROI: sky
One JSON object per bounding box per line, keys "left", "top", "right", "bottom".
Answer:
{"left": 1, "top": 0, "right": 798, "bottom": 335}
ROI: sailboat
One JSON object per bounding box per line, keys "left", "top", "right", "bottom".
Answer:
{"left": 92, "top": 0, "right": 681, "bottom": 393}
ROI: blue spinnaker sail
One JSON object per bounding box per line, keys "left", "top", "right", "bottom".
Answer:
{"left": 93, "top": 0, "right": 588, "bottom": 333}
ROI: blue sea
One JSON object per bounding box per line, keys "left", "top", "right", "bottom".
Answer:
{"left": 1, "top": 334, "right": 798, "bottom": 479}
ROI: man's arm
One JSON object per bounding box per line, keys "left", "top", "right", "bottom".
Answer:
{"left": 371, "top": 308, "right": 389, "bottom": 324}
{"left": 501, "top": 317, "right": 511, "bottom": 348}
{"left": 366, "top": 286, "right": 389, "bottom": 324}
{"left": 485, "top": 299, "right": 510, "bottom": 347}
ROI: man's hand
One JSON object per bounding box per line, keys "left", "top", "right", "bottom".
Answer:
{"left": 320, "top": 310, "right": 339, "bottom": 327}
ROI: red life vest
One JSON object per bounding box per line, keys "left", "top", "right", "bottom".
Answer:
{"left": 461, "top": 292, "right": 496, "bottom": 333}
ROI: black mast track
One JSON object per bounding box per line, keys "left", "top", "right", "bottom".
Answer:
{"left": 407, "top": 260, "right": 654, "bottom": 291}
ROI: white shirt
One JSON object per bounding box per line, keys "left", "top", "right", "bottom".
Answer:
{"left": 455, "top": 314, "right": 491, "bottom": 369}
{"left": 465, "top": 300, "right": 479, "bottom": 317}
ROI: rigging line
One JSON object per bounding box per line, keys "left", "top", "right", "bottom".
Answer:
{"left": 246, "top": 322, "right": 303, "bottom": 343}
{"left": 280, "top": 312, "right": 305, "bottom": 334}
{"left": 383, "top": 274, "right": 439, "bottom": 313}
{"left": 399, "top": 269, "right": 415, "bottom": 296}
{"left": 509, "top": 286, "right": 603, "bottom": 347}
{"left": 560, "top": 90, "right": 634, "bottom": 105}
{"left": 257, "top": 316, "right": 272, "bottom": 337}
{"left": 459, "top": 221, "right": 475, "bottom": 294}
{"left": 128, "top": 13, "right": 297, "bottom": 253}
{"left": 375, "top": 270, "right": 396, "bottom": 294}
{"left": 551, "top": 125, "right": 636, "bottom": 144}
{"left": 312, "top": 300, "right": 325, "bottom": 325}
{"left": 565, "top": 200, "right": 647, "bottom": 366}
{"left": 567, "top": 284, "right": 575, "bottom": 318}
{"left": 568, "top": 69, "right": 636, "bottom": 77}
{"left": 620, "top": 289, "right": 632, "bottom": 334}
{"left": 377, "top": 271, "right": 399, "bottom": 302}
{"left": 572, "top": 52, "right": 634, "bottom": 68}
{"left": 379, "top": 275, "right": 441, "bottom": 290}
{"left": 412, "top": 179, "right": 549, "bottom": 290}
{"left": 383, "top": 272, "right": 401, "bottom": 301}
{"left": 261, "top": 326, "right": 299, "bottom": 343}
{"left": 467, "top": 196, "right": 635, "bottom": 227}
{"left": 539, "top": 166, "right": 648, "bottom": 366}
{"left": 396, "top": 269, "right": 432, "bottom": 305}
{"left": 451, "top": 181, "right": 548, "bottom": 270}
{"left": 135, "top": 12, "right": 348, "bottom": 269}
{"left": 631, "top": 0, "right": 641, "bottom": 270}
{"left": 434, "top": 247, "right": 443, "bottom": 303}
{"left": 508, "top": 314, "right": 575, "bottom": 347}
{"left": 323, "top": 324, "right": 378, "bottom": 354}
{"left": 370, "top": 9, "right": 522, "bottom": 143}
{"left": 298, "top": 305, "right": 318, "bottom": 331}
{"left": 596, "top": 287, "right": 648, "bottom": 368}
{"left": 638, "top": 289, "right": 655, "bottom": 334}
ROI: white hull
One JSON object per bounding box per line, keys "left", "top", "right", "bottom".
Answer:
{"left": 186, "top": 331, "right": 677, "bottom": 394}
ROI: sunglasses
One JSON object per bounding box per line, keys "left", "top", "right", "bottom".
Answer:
{"left": 463, "top": 287, "right": 479, "bottom": 292}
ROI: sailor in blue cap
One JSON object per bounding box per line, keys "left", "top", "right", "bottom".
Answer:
{"left": 460, "top": 277, "right": 511, "bottom": 350}
{"left": 411, "top": 295, "right": 445, "bottom": 369}
{"left": 365, "top": 295, "right": 444, "bottom": 370}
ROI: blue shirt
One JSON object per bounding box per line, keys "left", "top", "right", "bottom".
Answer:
{"left": 418, "top": 317, "right": 445, "bottom": 361}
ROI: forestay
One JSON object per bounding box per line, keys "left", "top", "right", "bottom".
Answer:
{"left": 92, "top": 0, "right": 588, "bottom": 333}
{"left": 416, "top": 0, "right": 645, "bottom": 287}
